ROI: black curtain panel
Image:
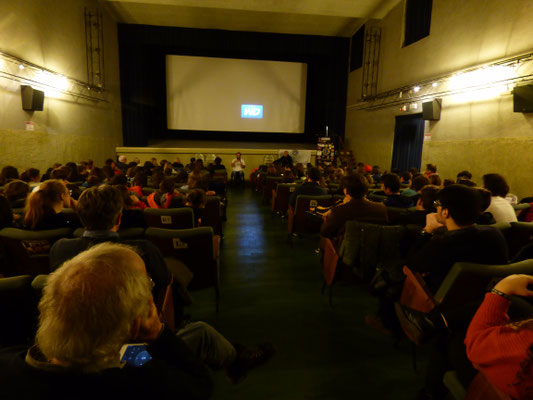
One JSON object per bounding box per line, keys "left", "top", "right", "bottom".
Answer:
{"left": 391, "top": 114, "right": 425, "bottom": 172}
{"left": 118, "top": 25, "right": 349, "bottom": 146}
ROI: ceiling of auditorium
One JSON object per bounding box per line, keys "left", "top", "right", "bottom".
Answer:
{"left": 104, "top": 0, "right": 401, "bottom": 37}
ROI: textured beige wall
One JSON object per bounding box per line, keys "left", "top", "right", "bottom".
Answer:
{"left": 0, "top": 0, "right": 122, "bottom": 173}
{"left": 345, "top": 0, "right": 533, "bottom": 200}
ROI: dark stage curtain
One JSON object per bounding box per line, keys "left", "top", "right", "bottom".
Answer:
{"left": 391, "top": 114, "right": 425, "bottom": 172}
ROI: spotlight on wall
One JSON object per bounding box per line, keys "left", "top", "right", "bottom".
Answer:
{"left": 432, "top": 82, "right": 438, "bottom": 87}
{"left": 413, "top": 86, "right": 421, "bottom": 92}
{"left": 18, "top": 64, "right": 25, "bottom": 70}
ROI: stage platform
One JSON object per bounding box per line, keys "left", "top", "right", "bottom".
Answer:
{"left": 116, "top": 139, "right": 317, "bottom": 173}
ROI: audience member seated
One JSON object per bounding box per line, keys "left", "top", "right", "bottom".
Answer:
{"left": 0, "top": 242, "right": 211, "bottom": 399}
{"left": 381, "top": 173, "right": 414, "bottom": 208}
{"left": 49, "top": 185, "right": 171, "bottom": 295}
{"left": 289, "top": 167, "right": 327, "bottom": 210}
{"left": 117, "top": 155, "right": 129, "bottom": 171}
{"left": 321, "top": 173, "right": 388, "bottom": 239}
{"left": 394, "top": 185, "right": 439, "bottom": 227}
{"left": 3, "top": 180, "right": 29, "bottom": 209}
{"left": 276, "top": 151, "right": 293, "bottom": 167}
{"left": 147, "top": 178, "right": 184, "bottom": 209}
{"left": 213, "top": 157, "right": 226, "bottom": 171}
{"left": 406, "top": 184, "right": 508, "bottom": 399}
{"left": 371, "top": 165, "right": 382, "bottom": 183}
{"left": 442, "top": 178, "right": 455, "bottom": 187}
{"left": 456, "top": 178, "right": 476, "bottom": 187}
{"left": 424, "top": 163, "right": 437, "bottom": 177}
{"left": 399, "top": 172, "right": 411, "bottom": 187}
{"left": 185, "top": 157, "right": 196, "bottom": 173}
{"left": 402, "top": 174, "right": 428, "bottom": 197}
{"left": 483, "top": 173, "right": 517, "bottom": 223}
{"left": 24, "top": 179, "right": 78, "bottom": 230}
{"left": 428, "top": 173, "right": 442, "bottom": 187}
{"left": 0, "top": 165, "right": 19, "bottom": 186}
{"left": 19, "top": 168, "right": 41, "bottom": 186}
{"left": 408, "top": 184, "right": 508, "bottom": 292}
{"left": 128, "top": 171, "right": 147, "bottom": 198}
{"left": 186, "top": 188, "right": 207, "bottom": 226}
{"left": 173, "top": 157, "right": 184, "bottom": 170}
{"left": 464, "top": 274, "right": 533, "bottom": 399}
{"left": 457, "top": 170, "right": 472, "bottom": 180}
{"left": 475, "top": 187, "right": 496, "bottom": 225}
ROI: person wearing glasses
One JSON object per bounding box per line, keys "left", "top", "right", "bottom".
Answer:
{"left": 407, "top": 184, "right": 508, "bottom": 400}
{"left": 409, "top": 184, "right": 508, "bottom": 292}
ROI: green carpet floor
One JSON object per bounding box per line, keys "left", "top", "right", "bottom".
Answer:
{"left": 190, "top": 187, "right": 427, "bottom": 399}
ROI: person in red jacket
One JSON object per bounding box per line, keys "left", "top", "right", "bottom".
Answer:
{"left": 465, "top": 274, "right": 533, "bottom": 399}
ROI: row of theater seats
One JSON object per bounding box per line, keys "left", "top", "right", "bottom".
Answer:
{"left": 0, "top": 205, "right": 223, "bottom": 307}
{"left": 259, "top": 178, "right": 531, "bottom": 399}
{"left": 320, "top": 218, "right": 533, "bottom": 400}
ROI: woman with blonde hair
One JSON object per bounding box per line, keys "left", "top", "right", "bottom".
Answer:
{"left": 24, "top": 179, "right": 77, "bottom": 230}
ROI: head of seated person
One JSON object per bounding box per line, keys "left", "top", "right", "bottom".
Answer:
{"left": 36, "top": 242, "right": 153, "bottom": 372}
{"left": 381, "top": 173, "right": 401, "bottom": 195}
{"left": 482, "top": 173, "right": 510, "bottom": 198}
{"left": 175, "top": 169, "right": 188, "bottom": 184}
{"left": 474, "top": 187, "right": 496, "bottom": 225}
{"left": 131, "top": 171, "right": 147, "bottom": 188}
{"left": 341, "top": 173, "right": 368, "bottom": 200}
{"left": 456, "top": 170, "right": 472, "bottom": 180}
{"left": 400, "top": 172, "right": 411, "bottom": 186}
{"left": 155, "top": 178, "right": 183, "bottom": 208}
{"left": 4, "top": 179, "right": 30, "bottom": 208}
{"left": 411, "top": 175, "right": 430, "bottom": 193}
{"left": 456, "top": 178, "right": 477, "bottom": 187}
{"left": 20, "top": 168, "right": 41, "bottom": 184}
{"left": 0, "top": 165, "right": 19, "bottom": 186}
{"left": 110, "top": 173, "right": 127, "bottom": 186}
{"left": 24, "top": 180, "right": 71, "bottom": 230}
{"left": 417, "top": 185, "right": 439, "bottom": 212}
{"left": 307, "top": 167, "right": 321, "bottom": 184}
{"left": 435, "top": 184, "right": 482, "bottom": 229}
{"left": 77, "top": 185, "right": 124, "bottom": 232}
{"left": 65, "top": 162, "right": 82, "bottom": 182}
{"left": 50, "top": 166, "right": 71, "bottom": 182}
{"left": 428, "top": 173, "right": 442, "bottom": 187}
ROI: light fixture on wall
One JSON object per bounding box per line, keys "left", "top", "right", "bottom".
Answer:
{"left": 349, "top": 50, "right": 533, "bottom": 110}
{"left": 0, "top": 50, "right": 105, "bottom": 102}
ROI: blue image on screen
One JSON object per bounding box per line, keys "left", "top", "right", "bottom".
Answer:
{"left": 241, "top": 104, "right": 263, "bottom": 119}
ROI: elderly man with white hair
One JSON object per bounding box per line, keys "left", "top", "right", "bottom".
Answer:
{"left": 0, "top": 243, "right": 275, "bottom": 399}
{"left": 0, "top": 242, "right": 212, "bottom": 399}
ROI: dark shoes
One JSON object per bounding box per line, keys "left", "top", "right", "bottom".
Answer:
{"left": 226, "top": 342, "right": 276, "bottom": 384}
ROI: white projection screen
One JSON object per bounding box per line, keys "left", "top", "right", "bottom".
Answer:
{"left": 166, "top": 55, "right": 307, "bottom": 133}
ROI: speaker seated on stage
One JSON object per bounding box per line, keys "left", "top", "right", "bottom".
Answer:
{"left": 231, "top": 152, "right": 246, "bottom": 184}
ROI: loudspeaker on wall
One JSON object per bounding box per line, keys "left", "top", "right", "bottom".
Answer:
{"left": 21, "top": 85, "right": 45, "bottom": 111}
{"left": 422, "top": 98, "right": 441, "bottom": 120}
{"left": 513, "top": 84, "right": 533, "bottom": 113}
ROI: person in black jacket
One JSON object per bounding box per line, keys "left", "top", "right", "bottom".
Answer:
{"left": 289, "top": 167, "right": 327, "bottom": 209}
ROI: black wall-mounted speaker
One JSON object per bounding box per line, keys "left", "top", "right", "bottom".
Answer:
{"left": 21, "top": 85, "right": 45, "bottom": 111}
{"left": 422, "top": 98, "right": 441, "bottom": 120}
{"left": 513, "top": 84, "right": 533, "bottom": 113}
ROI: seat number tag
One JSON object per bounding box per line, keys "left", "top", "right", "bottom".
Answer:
{"left": 172, "top": 238, "right": 189, "bottom": 249}
{"left": 161, "top": 216, "right": 172, "bottom": 224}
